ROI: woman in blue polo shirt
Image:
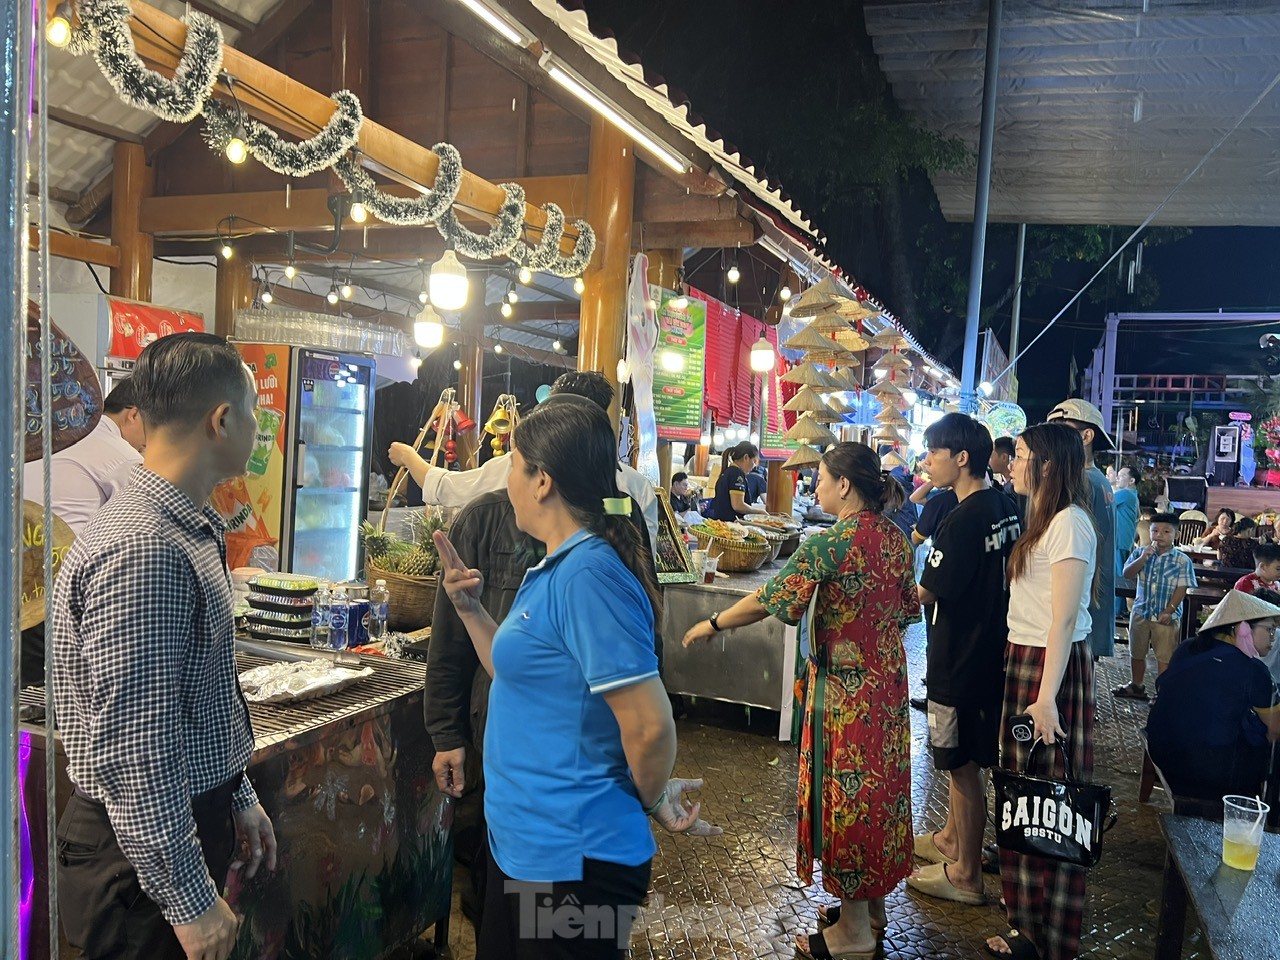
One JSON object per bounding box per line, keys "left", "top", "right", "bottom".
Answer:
{"left": 708, "top": 441, "right": 769, "bottom": 521}
{"left": 434, "top": 395, "right": 719, "bottom": 959}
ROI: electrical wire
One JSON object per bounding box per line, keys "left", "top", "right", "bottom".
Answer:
{"left": 84, "top": 262, "right": 108, "bottom": 295}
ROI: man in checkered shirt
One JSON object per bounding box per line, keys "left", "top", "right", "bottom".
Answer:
{"left": 53, "top": 333, "right": 276, "bottom": 960}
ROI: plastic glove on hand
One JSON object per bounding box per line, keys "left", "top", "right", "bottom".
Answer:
{"left": 649, "top": 777, "right": 723, "bottom": 837}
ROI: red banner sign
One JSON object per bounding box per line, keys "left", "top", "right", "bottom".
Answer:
{"left": 106, "top": 298, "right": 205, "bottom": 360}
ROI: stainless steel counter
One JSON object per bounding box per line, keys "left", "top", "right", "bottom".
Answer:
{"left": 661, "top": 561, "right": 798, "bottom": 732}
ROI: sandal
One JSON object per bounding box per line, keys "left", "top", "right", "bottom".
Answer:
{"left": 796, "top": 929, "right": 877, "bottom": 960}
{"left": 1112, "top": 682, "right": 1148, "bottom": 702}
{"left": 815, "top": 905, "right": 887, "bottom": 934}
{"left": 984, "top": 928, "right": 1040, "bottom": 960}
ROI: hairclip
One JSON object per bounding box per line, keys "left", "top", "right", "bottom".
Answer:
{"left": 603, "top": 496, "right": 632, "bottom": 516}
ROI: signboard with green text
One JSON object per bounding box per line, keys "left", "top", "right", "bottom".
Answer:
{"left": 760, "top": 369, "right": 801, "bottom": 461}
{"left": 651, "top": 287, "right": 707, "bottom": 441}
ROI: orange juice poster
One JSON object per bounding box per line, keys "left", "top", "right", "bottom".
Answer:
{"left": 212, "top": 343, "right": 290, "bottom": 569}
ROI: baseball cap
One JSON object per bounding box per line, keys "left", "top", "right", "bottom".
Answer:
{"left": 1046, "top": 398, "right": 1115, "bottom": 450}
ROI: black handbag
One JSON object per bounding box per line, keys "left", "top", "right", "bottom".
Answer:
{"left": 992, "top": 739, "right": 1116, "bottom": 867}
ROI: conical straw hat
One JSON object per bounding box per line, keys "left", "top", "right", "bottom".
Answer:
{"left": 874, "top": 407, "right": 910, "bottom": 426}
{"left": 783, "top": 444, "right": 823, "bottom": 469}
{"left": 783, "top": 385, "right": 830, "bottom": 414}
{"left": 825, "top": 396, "right": 856, "bottom": 416}
{"left": 1200, "top": 589, "right": 1280, "bottom": 634}
{"left": 868, "top": 378, "right": 903, "bottom": 398}
{"left": 872, "top": 426, "right": 906, "bottom": 443}
{"left": 780, "top": 362, "right": 835, "bottom": 388}
{"left": 828, "top": 367, "right": 862, "bottom": 390}
{"left": 870, "top": 328, "right": 904, "bottom": 350}
{"left": 783, "top": 324, "right": 841, "bottom": 353}
{"left": 880, "top": 450, "right": 908, "bottom": 470}
{"left": 834, "top": 328, "right": 870, "bottom": 351}
{"left": 808, "top": 307, "right": 851, "bottom": 335}
{"left": 873, "top": 351, "right": 913, "bottom": 372}
{"left": 783, "top": 413, "right": 838, "bottom": 445}
{"left": 804, "top": 340, "right": 855, "bottom": 363}
{"left": 838, "top": 297, "right": 882, "bottom": 322}
{"left": 790, "top": 277, "right": 846, "bottom": 318}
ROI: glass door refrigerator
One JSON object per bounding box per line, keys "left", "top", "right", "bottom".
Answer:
{"left": 281, "top": 348, "right": 377, "bottom": 583}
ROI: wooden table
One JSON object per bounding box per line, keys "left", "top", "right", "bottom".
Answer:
{"left": 1192, "top": 564, "right": 1252, "bottom": 586}
{"left": 1183, "top": 585, "right": 1228, "bottom": 639}
{"left": 1155, "top": 814, "right": 1279, "bottom": 960}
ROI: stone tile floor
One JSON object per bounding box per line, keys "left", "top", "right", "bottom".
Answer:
{"left": 426, "top": 621, "right": 1212, "bottom": 959}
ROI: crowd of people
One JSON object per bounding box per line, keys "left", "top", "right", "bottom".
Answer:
{"left": 33, "top": 330, "right": 1280, "bottom": 960}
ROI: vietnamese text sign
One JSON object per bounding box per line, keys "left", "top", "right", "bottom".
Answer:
{"left": 651, "top": 287, "right": 707, "bottom": 441}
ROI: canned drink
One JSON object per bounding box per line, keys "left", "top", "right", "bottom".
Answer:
{"left": 345, "top": 599, "right": 370, "bottom": 649}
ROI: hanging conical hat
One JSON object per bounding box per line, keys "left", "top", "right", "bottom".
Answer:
{"left": 808, "top": 307, "right": 851, "bottom": 335}
{"left": 783, "top": 324, "right": 841, "bottom": 353}
{"left": 790, "top": 277, "right": 846, "bottom": 318}
{"left": 783, "top": 413, "right": 837, "bottom": 445}
{"left": 870, "top": 328, "right": 904, "bottom": 350}
{"left": 1200, "top": 589, "right": 1280, "bottom": 634}
{"left": 872, "top": 426, "right": 906, "bottom": 443}
{"left": 825, "top": 396, "right": 855, "bottom": 417}
{"left": 834, "top": 328, "right": 870, "bottom": 351}
{"left": 783, "top": 444, "right": 823, "bottom": 470}
{"left": 838, "top": 297, "right": 882, "bottom": 322}
{"left": 783, "top": 385, "right": 830, "bottom": 414}
{"left": 873, "top": 351, "right": 913, "bottom": 372}
{"left": 828, "top": 367, "right": 862, "bottom": 390}
{"left": 868, "top": 378, "right": 903, "bottom": 398}
{"left": 804, "top": 339, "right": 855, "bottom": 363}
{"left": 874, "top": 407, "right": 910, "bottom": 426}
{"left": 880, "top": 450, "right": 908, "bottom": 470}
{"left": 780, "top": 362, "right": 835, "bottom": 388}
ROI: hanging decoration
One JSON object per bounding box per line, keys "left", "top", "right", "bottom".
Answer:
{"left": 203, "top": 92, "right": 363, "bottom": 178}
{"left": 334, "top": 143, "right": 462, "bottom": 226}
{"left": 71, "top": 0, "right": 222, "bottom": 122}
{"left": 436, "top": 182, "right": 527, "bottom": 259}
{"left": 482, "top": 395, "right": 519, "bottom": 457}
{"left": 511, "top": 203, "right": 567, "bottom": 271}
{"left": 625, "top": 254, "right": 662, "bottom": 484}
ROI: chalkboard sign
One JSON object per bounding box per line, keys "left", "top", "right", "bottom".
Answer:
{"left": 654, "top": 489, "right": 698, "bottom": 584}
{"left": 20, "top": 500, "right": 75, "bottom": 630}
{"left": 24, "top": 299, "right": 102, "bottom": 463}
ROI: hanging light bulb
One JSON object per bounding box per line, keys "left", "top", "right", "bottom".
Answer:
{"left": 673, "top": 292, "right": 689, "bottom": 309}
{"left": 646, "top": 296, "right": 658, "bottom": 311}
{"left": 780, "top": 282, "right": 792, "bottom": 301}
{"left": 659, "top": 349, "right": 684, "bottom": 373}
{"left": 429, "top": 248, "right": 469, "bottom": 310}
{"left": 414, "top": 305, "right": 445, "bottom": 348}
{"left": 552, "top": 339, "right": 563, "bottom": 352}
{"left": 714, "top": 431, "right": 727, "bottom": 447}
{"left": 225, "top": 120, "right": 249, "bottom": 164}
{"left": 418, "top": 288, "right": 429, "bottom": 304}
{"left": 260, "top": 284, "right": 273, "bottom": 305}
{"left": 782, "top": 302, "right": 792, "bottom": 318}
{"left": 410, "top": 350, "right": 423, "bottom": 370}
{"left": 500, "top": 301, "right": 513, "bottom": 318}
{"left": 284, "top": 262, "right": 297, "bottom": 281}
{"left": 494, "top": 342, "right": 504, "bottom": 355}
{"left": 506, "top": 285, "right": 519, "bottom": 304}
{"left": 749, "top": 335, "right": 775, "bottom": 373}
{"left": 518, "top": 265, "right": 533, "bottom": 285}
{"left": 326, "top": 281, "right": 340, "bottom": 305}
{"left": 573, "top": 276, "right": 586, "bottom": 295}
{"left": 979, "top": 381, "right": 995, "bottom": 397}
{"left": 726, "top": 259, "right": 741, "bottom": 285}
{"left": 220, "top": 242, "right": 234, "bottom": 260}
{"left": 349, "top": 200, "right": 368, "bottom": 223}
{"left": 750, "top": 431, "right": 760, "bottom": 444}
{"left": 453, "top": 358, "right": 463, "bottom": 371}
{"left": 340, "top": 280, "right": 353, "bottom": 300}
{"left": 46, "top": 2, "right": 72, "bottom": 47}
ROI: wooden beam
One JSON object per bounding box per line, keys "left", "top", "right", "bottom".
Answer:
{"left": 110, "top": 143, "right": 153, "bottom": 300}
{"left": 645, "top": 248, "right": 683, "bottom": 292}
{"left": 215, "top": 257, "right": 253, "bottom": 337}
{"left": 65, "top": 170, "right": 114, "bottom": 226}
{"left": 632, "top": 218, "right": 760, "bottom": 250}
{"left": 578, "top": 117, "right": 634, "bottom": 421}
{"left": 127, "top": 1, "right": 585, "bottom": 256}
{"left": 186, "top": 0, "right": 255, "bottom": 35}
{"left": 27, "top": 227, "right": 122, "bottom": 268}
{"left": 27, "top": 181, "right": 82, "bottom": 207}
{"left": 140, "top": 176, "right": 590, "bottom": 236}
{"left": 634, "top": 167, "right": 740, "bottom": 224}
{"left": 48, "top": 106, "right": 143, "bottom": 144}
{"left": 505, "top": 300, "right": 578, "bottom": 323}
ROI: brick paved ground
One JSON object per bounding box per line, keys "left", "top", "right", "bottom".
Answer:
{"left": 428, "top": 620, "right": 1208, "bottom": 959}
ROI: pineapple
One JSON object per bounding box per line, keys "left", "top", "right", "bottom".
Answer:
{"left": 361, "top": 521, "right": 397, "bottom": 563}
{"left": 405, "top": 507, "right": 447, "bottom": 548}
{"left": 397, "top": 548, "right": 437, "bottom": 577}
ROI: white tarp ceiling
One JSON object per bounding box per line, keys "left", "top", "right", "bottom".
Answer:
{"left": 864, "top": 0, "right": 1280, "bottom": 226}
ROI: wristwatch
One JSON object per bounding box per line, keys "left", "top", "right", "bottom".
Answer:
{"left": 709, "top": 612, "right": 723, "bottom": 632}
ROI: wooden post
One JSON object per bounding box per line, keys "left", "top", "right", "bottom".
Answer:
{"left": 109, "top": 142, "right": 153, "bottom": 300}
{"left": 214, "top": 257, "right": 253, "bottom": 337}
{"left": 645, "top": 248, "right": 683, "bottom": 292}
{"left": 330, "top": 0, "right": 370, "bottom": 204}
{"left": 765, "top": 461, "right": 794, "bottom": 517}
{"left": 578, "top": 117, "right": 635, "bottom": 425}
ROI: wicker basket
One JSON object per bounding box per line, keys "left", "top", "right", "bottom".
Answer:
{"left": 695, "top": 533, "right": 770, "bottom": 573}
{"left": 777, "top": 533, "right": 802, "bottom": 558}
{"left": 366, "top": 562, "right": 438, "bottom": 631}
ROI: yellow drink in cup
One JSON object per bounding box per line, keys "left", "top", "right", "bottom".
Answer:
{"left": 1221, "top": 795, "right": 1268, "bottom": 871}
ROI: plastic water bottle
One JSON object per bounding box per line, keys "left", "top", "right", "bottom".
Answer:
{"left": 310, "top": 580, "right": 332, "bottom": 649}
{"left": 369, "top": 579, "right": 390, "bottom": 641}
{"left": 329, "top": 586, "right": 350, "bottom": 651}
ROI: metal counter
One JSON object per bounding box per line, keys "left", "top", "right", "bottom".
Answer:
{"left": 20, "top": 650, "right": 452, "bottom": 960}
{"left": 661, "top": 563, "right": 798, "bottom": 733}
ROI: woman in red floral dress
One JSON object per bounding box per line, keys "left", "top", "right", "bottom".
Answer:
{"left": 684, "top": 442, "right": 920, "bottom": 960}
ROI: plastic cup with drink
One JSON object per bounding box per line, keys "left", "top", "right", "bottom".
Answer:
{"left": 702, "top": 555, "right": 719, "bottom": 584}
{"left": 690, "top": 549, "right": 707, "bottom": 579}
{"left": 1221, "top": 795, "right": 1269, "bottom": 870}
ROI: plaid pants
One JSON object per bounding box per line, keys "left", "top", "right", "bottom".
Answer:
{"left": 998, "top": 641, "right": 1096, "bottom": 960}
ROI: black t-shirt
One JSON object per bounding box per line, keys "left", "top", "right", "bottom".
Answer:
{"left": 710, "top": 465, "right": 749, "bottom": 520}
{"left": 915, "top": 488, "right": 958, "bottom": 540}
{"left": 920, "top": 487, "right": 1022, "bottom": 707}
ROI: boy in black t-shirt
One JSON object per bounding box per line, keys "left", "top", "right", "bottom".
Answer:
{"left": 910, "top": 413, "right": 1021, "bottom": 906}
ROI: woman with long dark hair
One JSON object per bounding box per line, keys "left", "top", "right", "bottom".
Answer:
{"left": 684, "top": 442, "right": 920, "bottom": 959}
{"left": 435, "top": 394, "right": 719, "bottom": 959}
{"left": 708, "top": 441, "right": 769, "bottom": 520}
{"left": 988, "top": 422, "right": 1097, "bottom": 960}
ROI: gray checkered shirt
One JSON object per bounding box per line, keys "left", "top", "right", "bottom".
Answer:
{"left": 52, "top": 467, "right": 258, "bottom": 925}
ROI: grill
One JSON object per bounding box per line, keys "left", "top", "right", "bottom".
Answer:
{"left": 20, "top": 652, "right": 426, "bottom": 761}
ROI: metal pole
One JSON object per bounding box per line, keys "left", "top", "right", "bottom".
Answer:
{"left": 959, "top": 0, "right": 1003, "bottom": 414}
{"left": 1, "top": 0, "right": 32, "bottom": 953}
{"left": 1009, "top": 222, "right": 1026, "bottom": 401}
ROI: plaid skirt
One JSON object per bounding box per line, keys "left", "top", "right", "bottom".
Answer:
{"left": 998, "top": 640, "right": 1095, "bottom": 960}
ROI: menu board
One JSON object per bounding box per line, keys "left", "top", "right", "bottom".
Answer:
{"left": 653, "top": 490, "right": 697, "bottom": 584}
{"left": 760, "top": 370, "right": 801, "bottom": 461}
{"left": 651, "top": 287, "right": 707, "bottom": 441}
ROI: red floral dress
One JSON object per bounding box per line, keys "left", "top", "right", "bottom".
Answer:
{"left": 757, "top": 512, "right": 920, "bottom": 899}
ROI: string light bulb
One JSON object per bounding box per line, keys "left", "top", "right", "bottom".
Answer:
{"left": 260, "top": 284, "right": 273, "bottom": 305}
{"left": 429, "top": 248, "right": 469, "bottom": 310}
{"left": 782, "top": 302, "right": 792, "bottom": 318}
{"left": 518, "top": 265, "right": 533, "bottom": 285}
{"left": 220, "top": 242, "right": 234, "bottom": 260}
{"left": 326, "top": 281, "right": 340, "bottom": 305}
{"left": 46, "top": 2, "right": 72, "bottom": 47}
{"left": 453, "top": 359, "right": 463, "bottom": 371}
{"left": 418, "top": 288, "right": 429, "bottom": 304}
{"left": 552, "top": 339, "right": 563, "bottom": 352}
{"left": 500, "top": 301, "right": 513, "bottom": 319}
{"left": 494, "top": 342, "right": 504, "bottom": 355}
{"left": 573, "top": 276, "right": 586, "bottom": 295}
{"left": 284, "top": 262, "right": 296, "bottom": 281}
{"left": 340, "top": 281, "right": 353, "bottom": 300}
{"left": 726, "top": 259, "right": 741, "bottom": 285}
{"left": 349, "top": 200, "right": 368, "bottom": 224}
{"left": 225, "top": 121, "right": 249, "bottom": 164}
{"left": 506, "top": 286, "right": 519, "bottom": 304}
{"left": 410, "top": 350, "right": 423, "bottom": 370}
{"left": 979, "top": 381, "right": 995, "bottom": 397}
{"left": 780, "top": 283, "right": 792, "bottom": 301}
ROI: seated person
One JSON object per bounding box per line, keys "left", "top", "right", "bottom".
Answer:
{"left": 1202, "top": 507, "right": 1237, "bottom": 549}
{"left": 1219, "top": 518, "right": 1260, "bottom": 570}
{"left": 669, "top": 472, "right": 698, "bottom": 513}
{"left": 1147, "top": 589, "right": 1280, "bottom": 802}
{"left": 745, "top": 464, "right": 767, "bottom": 506}
{"left": 1235, "top": 541, "right": 1280, "bottom": 595}
{"left": 707, "top": 442, "right": 769, "bottom": 521}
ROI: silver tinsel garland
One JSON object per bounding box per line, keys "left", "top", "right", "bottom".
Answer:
{"left": 511, "top": 203, "right": 566, "bottom": 271}
{"left": 333, "top": 143, "right": 462, "bottom": 226}
{"left": 545, "top": 219, "right": 597, "bottom": 278}
{"left": 71, "top": 0, "right": 222, "bottom": 123}
{"left": 436, "top": 182, "right": 526, "bottom": 260}
{"left": 202, "top": 92, "right": 363, "bottom": 178}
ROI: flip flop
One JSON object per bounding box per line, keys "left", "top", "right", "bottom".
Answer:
{"left": 913, "top": 831, "right": 957, "bottom": 865}
{"left": 796, "top": 929, "right": 877, "bottom": 960}
{"left": 983, "top": 929, "right": 1040, "bottom": 960}
{"left": 815, "top": 905, "right": 887, "bottom": 934}
{"left": 906, "top": 862, "right": 986, "bottom": 905}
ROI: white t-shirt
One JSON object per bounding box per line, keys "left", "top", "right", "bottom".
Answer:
{"left": 1007, "top": 504, "right": 1097, "bottom": 648}
{"left": 21, "top": 416, "right": 141, "bottom": 535}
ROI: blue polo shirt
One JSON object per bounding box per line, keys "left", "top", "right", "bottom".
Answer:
{"left": 484, "top": 530, "right": 660, "bottom": 882}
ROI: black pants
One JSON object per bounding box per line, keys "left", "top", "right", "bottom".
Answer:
{"left": 56, "top": 776, "right": 240, "bottom": 960}
{"left": 477, "top": 847, "right": 652, "bottom": 960}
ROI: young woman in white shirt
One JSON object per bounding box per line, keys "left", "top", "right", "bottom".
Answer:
{"left": 987, "top": 422, "right": 1098, "bottom": 960}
